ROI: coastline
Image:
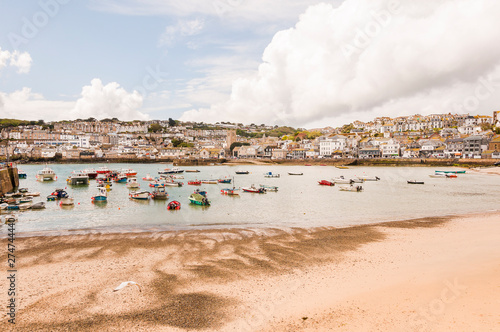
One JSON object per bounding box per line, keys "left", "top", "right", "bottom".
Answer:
{"left": 2, "top": 211, "right": 499, "bottom": 331}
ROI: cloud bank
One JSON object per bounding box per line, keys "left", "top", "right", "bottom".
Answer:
{"left": 0, "top": 48, "right": 32, "bottom": 73}
{"left": 180, "top": 0, "right": 500, "bottom": 127}
{"left": 0, "top": 79, "right": 148, "bottom": 121}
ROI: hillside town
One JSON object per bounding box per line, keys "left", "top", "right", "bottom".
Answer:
{"left": 1, "top": 112, "right": 500, "bottom": 161}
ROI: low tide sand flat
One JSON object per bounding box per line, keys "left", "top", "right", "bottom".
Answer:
{"left": 3, "top": 211, "right": 499, "bottom": 331}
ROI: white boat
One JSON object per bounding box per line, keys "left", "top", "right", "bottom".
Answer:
{"left": 164, "top": 181, "right": 183, "bottom": 187}
{"left": 142, "top": 174, "right": 154, "bottom": 181}
{"left": 126, "top": 177, "right": 140, "bottom": 188}
{"left": 357, "top": 176, "right": 380, "bottom": 181}
{"left": 66, "top": 172, "right": 90, "bottom": 185}
{"left": 350, "top": 178, "right": 365, "bottom": 183}
{"left": 260, "top": 185, "right": 278, "bottom": 192}
{"left": 18, "top": 202, "right": 33, "bottom": 210}
{"left": 25, "top": 191, "right": 40, "bottom": 197}
{"left": 264, "top": 172, "right": 280, "bottom": 178}
{"left": 158, "top": 167, "right": 184, "bottom": 175}
{"left": 60, "top": 197, "right": 74, "bottom": 205}
{"left": 429, "top": 174, "right": 447, "bottom": 178}
{"left": 36, "top": 166, "right": 56, "bottom": 181}
{"left": 31, "top": 202, "right": 46, "bottom": 209}
{"left": 201, "top": 180, "right": 218, "bottom": 184}
{"left": 332, "top": 176, "right": 354, "bottom": 184}
{"left": 172, "top": 175, "right": 184, "bottom": 179}
{"left": 129, "top": 191, "right": 150, "bottom": 200}
{"left": 339, "top": 185, "right": 363, "bottom": 192}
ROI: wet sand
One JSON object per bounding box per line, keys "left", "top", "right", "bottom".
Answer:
{"left": 1, "top": 212, "right": 499, "bottom": 331}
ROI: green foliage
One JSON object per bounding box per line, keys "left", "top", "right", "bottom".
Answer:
{"left": 341, "top": 124, "right": 354, "bottom": 133}
{"left": 148, "top": 123, "right": 163, "bottom": 133}
{"left": 230, "top": 142, "right": 250, "bottom": 152}
{"left": 0, "top": 119, "right": 31, "bottom": 128}
{"left": 168, "top": 118, "right": 176, "bottom": 127}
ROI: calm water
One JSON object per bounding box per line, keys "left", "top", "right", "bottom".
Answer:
{"left": 2, "top": 163, "right": 500, "bottom": 236}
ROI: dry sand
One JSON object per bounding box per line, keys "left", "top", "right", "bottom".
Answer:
{"left": 1, "top": 212, "right": 499, "bottom": 331}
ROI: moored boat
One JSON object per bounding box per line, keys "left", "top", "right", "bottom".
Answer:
{"left": 126, "top": 178, "right": 140, "bottom": 188}
{"left": 356, "top": 176, "right": 380, "bottom": 181}
{"left": 51, "top": 189, "right": 69, "bottom": 199}
{"left": 189, "top": 193, "right": 210, "bottom": 206}
{"left": 114, "top": 174, "right": 128, "bottom": 183}
{"left": 167, "top": 200, "right": 181, "bottom": 210}
{"left": 260, "top": 185, "right": 278, "bottom": 192}
{"left": 82, "top": 168, "right": 98, "bottom": 179}
{"left": 242, "top": 185, "right": 266, "bottom": 193}
{"left": 332, "top": 176, "right": 354, "bottom": 184}
{"left": 339, "top": 185, "right": 363, "bottom": 192}
{"left": 185, "top": 170, "right": 200, "bottom": 173}
{"left": 335, "top": 166, "right": 349, "bottom": 169}
{"left": 121, "top": 168, "right": 137, "bottom": 177}
{"left": 218, "top": 178, "right": 232, "bottom": 183}
{"left": 91, "top": 187, "right": 108, "bottom": 202}
{"left": 18, "top": 170, "right": 27, "bottom": 179}
{"left": 288, "top": 172, "right": 303, "bottom": 176}
{"left": 66, "top": 172, "right": 90, "bottom": 185}
{"left": 407, "top": 180, "right": 424, "bottom": 184}
{"left": 435, "top": 170, "right": 466, "bottom": 174}
{"left": 220, "top": 188, "right": 239, "bottom": 195}
{"left": 263, "top": 172, "right": 280, "bottom": 178}
{"left": 31, "top": 202, "right": 46, "bottom": 209}
{"left": 96, "top": 166, "right": 112, "bottom": 174}
{"left": 188, "top": 180, "right": 202, "bottom": 185}
{"left": 318, "top": 180, "right": 335, "bottom": 186}
{"left": 129, "top": 191, "right": 150, "bottom": 200}
{"left": 36, "top": 166, "right": 57, "bottom": 181}
{"left": 235, "top": 171, "right": 249, "bottom": 175}
{"left": 149, "top": 180, "right": 165, "bottom": 188}
{"left": 142, "top": 174, "right": 154, "bottom": 181}
{"left": 158, "top": 167, "right": 184, "bottom": 175}
{"left": 151, "top": 187, "right": 168, "bottom": 200}
{"left": 201, "top": 180, "right": 218, "bottom": 184}
{"left": 60, "top": 197, "right": 75, "bottom": 206}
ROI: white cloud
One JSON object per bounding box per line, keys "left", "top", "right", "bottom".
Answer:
{"left": 180, "top": 0, "right": 500, "bottom": 127}
{"left": 72, "top": 79, "right": 148, "bottom": 120}
{"left": 0, "top": 48, "right": 32, "bottom": 73}
{"left": 0, "top": 79, "right": 149, "bottom": 121}
{"left": 158, "top": 19, "right": 205, "bottom": 48}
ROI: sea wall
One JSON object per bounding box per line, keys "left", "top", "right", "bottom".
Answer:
{"left": 0, "top": 166, "right": 18, "bottom": 195}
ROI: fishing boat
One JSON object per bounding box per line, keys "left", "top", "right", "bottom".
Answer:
{"left": 339, "top": 185, "right": 363, "bottom": 192}
{"left": 121, "top": 168, "right": 137, "bottom": 177}
{"left": 82, "top": 168, "right": 98, "bottom": 179}
{"left": 172, "top": 175, "right": 184, "bottom": 179}
{"left": 260, "top": 185, "right": 278, "bottom": 192}
{"left": 149, "top": 180, "right": 165, "bottom": 188}
{"left": 318, "top": 180, "right": 335, "bottom": 186}
{"left": 189, "top": 193, "right": 210, "bottom": 206}
{"left": 288, "top": 172, "right": 303, "bottom": 176}
{"left": 235, "top": 171, "right": 249, "bottom": 175}
{"left": 31, "top": 202, "right": 46, "bottom": 209}
{"left": 46, "top": 195, "right": 57, "bottom": 201}
{"left": 158, "top": 167, "right": 184, "bottom": 175}
{"left": 25, "top": 191, "right": 40, "bottom": 197}
{"left": 220, "top": 188, "right": 239, "bottom": 195}
{"left": 36, "top": 166, "right": 56, "bottom": 181}
{"left": 18, "top": 202, "right": 32, "bottom": 210}
{"left": 60, "top": 197, "right": 75, "bottom": 206}
{"left": 218, "top": 178, "right": 232, "bottom": 183}
{"left": 51, "top": 189, "right": 69, "bottom": 199}
{"left": 167, "top": 201, "right": 181, "bottom": 210}
{"left": 435, "top": 170, "right": 466, "bottom": 174}
{"left": 185, "top": 170, "right": 200, "bottom": 173}
{"left": 18, "top": 188, "right": 28, "bottom": 193}
{"left": 201, "top": 180, "right": 218, "bottom": 184}
{"left": 407, "top": 180, "right": 424, "bottom": 184}
{"left": 129, "top": 191, "right": 150, "bottom": 200}
{"left": 126, "top": 178, "right": 140, "bottom": 188}
{"left": 263, "top": 172, "right": 280, "bottom": 178}
{"left": 91, "top": 187, "right": 108, "bottom": 202}
{"left": 429, "top": 173, "right": 456, "bottom": 178}
{"left": 332, "top": 176, "right": 354, "bottom": 184}
{"left": 66, "top": 172, "right": 90, "bottom": 185}
{"left": 164, "top": 181, "right": 183, "bottom": 187}
{"left": 193, "top": 189, "right": 207, "bottom": 197}
{"left": 188, "top": 180, "right": 202, "bottom": 185}
{"left": 142, "top": 174, "right": 154, "bottom": 181}
{"left": 17, "top": 169, "right": 27, "bottom": 179}
{"left": 356, "top": 176, "right": 380, "bottom": 181}
{"left": 96, "top": 166, "right": 112, "bottom": 174}
{"left": 151, "top": 187, "right": 168, "bottom": 200}
{"left": 242, "top": 185, "right": 266, "bottom": 193}
{"left": 97, "top": 181, "right": 112, "bottom": 190}
{"left": 114, "top": 173, "right": 128, "bottom": 183}
{"left": 336, "top": 166, "right": 349, "bottom": 169}
{"left": 19, "top": 196, "right": 33, "bottom": 204}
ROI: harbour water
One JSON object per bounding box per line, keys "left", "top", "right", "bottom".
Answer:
{"left": 2, "top": 164, "right": 500, "bottom": 236}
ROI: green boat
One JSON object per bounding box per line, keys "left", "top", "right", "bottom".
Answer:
{"left": 435, "top": 170, "right": 466, "bottom": 174}
{"left": 189, "top": 193, "right": 210, "bottom": 206}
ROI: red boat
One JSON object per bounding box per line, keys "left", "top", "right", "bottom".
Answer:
{"left": 318, "top": 180, "right": 335, "bottom": 186}
{"left": 96, "top": 166, "right": 112, "bottom": 174}
{"left": 121, "top": 168, "right": 137, "bottom": 177}
{"left": 167, "top": 201, "right": 181, "bottom": 210}
{"left": 82, "top": 169, "right": 98, "bottom": 179}
{"left": 188, "top": 180, "right": 201, "bottom": 185}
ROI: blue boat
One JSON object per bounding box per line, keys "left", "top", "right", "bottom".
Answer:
{"left": 18, "top": 170, "right": 27, "bottom": 179}
{"left": 194, "top": 189, "right": 207, "bottom": 197}
{"left": 92, "top": 188, "right": 108, "bottom": 202}
{"left": 218, "top": 178, "right": 232, "bottom": 184}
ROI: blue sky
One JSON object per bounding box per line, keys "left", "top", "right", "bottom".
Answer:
{"left": 1, "top": 1, "right": 499, "bottom": 127}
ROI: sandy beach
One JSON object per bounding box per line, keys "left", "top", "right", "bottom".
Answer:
{"left": 1, "top": 211, "right": 500, "bottom": 331}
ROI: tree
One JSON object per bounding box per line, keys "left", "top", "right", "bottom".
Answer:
{"left": 230, "top": 142, "right": 249, "bottom": 152}
{"left": 149, "top": 123, "right": 163, "bottom": 133}
{"left": 168, "top": 118, "right": 176, "bottom": 127}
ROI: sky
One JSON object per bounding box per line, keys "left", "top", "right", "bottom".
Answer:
{"left": 0, "top": 0, "right": 499, "bottom": 128}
